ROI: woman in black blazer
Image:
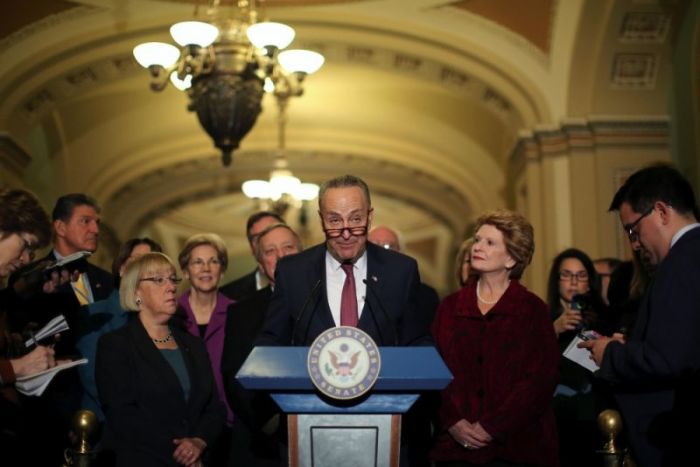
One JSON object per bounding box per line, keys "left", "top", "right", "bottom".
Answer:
{"left": 96, "top": 252, "right": 224, "bottom": 466}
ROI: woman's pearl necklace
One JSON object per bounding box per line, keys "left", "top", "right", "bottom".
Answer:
{"left": 152, "top": 329, "right": 173, "bottom": 344}
{"left": 476, "top": 279, "right": 508, "bottom": 305}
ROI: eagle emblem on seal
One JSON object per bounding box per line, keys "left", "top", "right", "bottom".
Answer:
{"left": 328, "top": 344, "right": 361, "bottom": 377}
{"left": 308, "top": 326, "right": 381, "bottom": 400}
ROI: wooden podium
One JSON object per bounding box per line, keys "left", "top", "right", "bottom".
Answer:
{"left": 237, "top": 346, "right": 452, "bottom": 467}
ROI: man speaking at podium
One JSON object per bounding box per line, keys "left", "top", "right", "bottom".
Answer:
{"left": 257, "top": 174, "right": 432, "bottom": 347}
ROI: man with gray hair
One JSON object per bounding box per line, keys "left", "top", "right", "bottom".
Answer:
{"left": 222, "top": 223, "right": 302, "bottom": 466}
{"left": 220, "top": 211, "right": 285, "bottom": 301}
{"left": 368, "top": 225, "right": 439, "bottom": 330}
{"left": 257, "top": 174, "right": 431, "bottom": 347}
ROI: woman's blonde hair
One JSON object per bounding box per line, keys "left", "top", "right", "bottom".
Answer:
{"left": 120, "top": 252, "right": 177, "bottom": 311}
{"left": 473, "top": 209, "right": 534, "bottom": 279}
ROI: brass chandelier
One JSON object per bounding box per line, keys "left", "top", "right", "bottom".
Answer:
{"left": 132, "top": 0, "right": 324, "bottom": 166}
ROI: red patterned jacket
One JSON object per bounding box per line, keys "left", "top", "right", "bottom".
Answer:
{"left": 431, "top": 280, "right": 560, "bottom": 466}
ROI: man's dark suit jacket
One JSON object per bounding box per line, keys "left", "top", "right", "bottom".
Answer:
{"left": 416, "top": 282, "right": 439, "bottom": 334}
{"left": 221, "top": 287, "right": 281, "bottom": 465}
{"left": 96, "top": 318, "right": 225, "bottom": 467}
{"left": 8, "top": 251, "right": 113, "bottom": 344}
{"left": 220, "top": 269, "right": 257, "bottom": 301}
{"left": 256, "top": 242, "right": 432, "bottom": 346}
{"left": 600, "top": 226, "right": 700, "bottom": 467}
{"left": 222, "top": 287, "right": 273, "bottom": 397}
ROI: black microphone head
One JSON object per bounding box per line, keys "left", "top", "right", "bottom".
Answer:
{"left": 571, "top": 293, "right": 590, "bottom": 311}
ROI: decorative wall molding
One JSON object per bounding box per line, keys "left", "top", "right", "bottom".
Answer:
{"left": 13, "top": 34, "right": 519, "bottom": 127}
{"left": 0, "top": 132, "right": 31, "bottom": 178}
{"left": 17, "top": 54, "right": 139, "bottom": 122}
{"left": 0, "top": 5, "right": 105, "bottom": 51}
{"left": 611, "top": 53, "right": 658, "bottom": 90}
{"left": 619, "top": 12, "right": 670, "bottom": 43}
{"left": 509, "top": 117, "right": 670, "bottom": 164}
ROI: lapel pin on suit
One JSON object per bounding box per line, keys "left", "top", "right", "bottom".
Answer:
{"left": 371, "top": 275, "right": 378, "bottom": 283}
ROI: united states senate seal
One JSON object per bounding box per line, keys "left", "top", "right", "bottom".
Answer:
{"left": 307, "top": 326, "right": 381, "bottom": 400}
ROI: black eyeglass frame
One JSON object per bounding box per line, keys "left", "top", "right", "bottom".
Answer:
{"left": 623, "top": 206, "right": 654, "bottom": 242}
{"left": 322, "top": 225, "right": 369, "bottom": 239}
{"left": 139, "top": 276, "right": 183, "bottom": 286}
{"left": 558, "top": 271, "right": 590, "bottom": 282}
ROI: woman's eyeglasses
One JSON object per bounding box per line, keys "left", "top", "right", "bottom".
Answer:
{"left": 140, "top": 276, "right": 182, "bottom": 286}
{"left": 559, "top": 271, "right": 589, "bottom": 282}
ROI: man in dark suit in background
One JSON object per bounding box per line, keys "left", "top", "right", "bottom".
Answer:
{"left": 49, "top": 194, "right": 113, "bottom": 308}
{"left": 222, "top": 222, "right": 302, "bottom": 466}
{"left": 368, "top": 225, "right": 440, "bottom": 329}
{"left": 220, "top": 211, "right": 284, "bottom": 302}
{"left": 368, "top": 225, "right": 439, "bottom": 467}
{"left": 579, "top": 165, "right": 700, "bottom": 467}
{"left": 257, "top": 174, "right": 431, "bottom": 347}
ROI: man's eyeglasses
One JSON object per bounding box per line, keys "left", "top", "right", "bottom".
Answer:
{"left": 323, "top": 225, "right": 368, "bottom": 239}
{"left": 140, "top": 276, "right": 182, "bottom": 286}
{"left": 623, "top": 206, "right": 654, "bottom": 243}
{"left": 559, "top": 271, "right": 589, "bottom": 282}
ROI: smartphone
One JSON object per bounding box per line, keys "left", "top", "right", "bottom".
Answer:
{"left": 43, "top": 251, "right": 92, "bottom": 277}
{"left": 578, "top": 329, "right": 602, "bottom": 341}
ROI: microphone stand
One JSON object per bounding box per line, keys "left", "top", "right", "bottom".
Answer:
{"left": 363, "top": 278, "right": 399, "bottom": 346}
{"left": 291, "top": 279, "right": 322, "bottom": 345}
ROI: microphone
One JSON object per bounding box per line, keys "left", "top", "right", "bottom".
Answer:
{"left": 363, "top": 278, "right": 399, "bottom": 346}
{"left": 291, "top": 279, "right": 322, "bottom": 345}
{"left": 571, "top": 293, "right": 590, "bottom": 331}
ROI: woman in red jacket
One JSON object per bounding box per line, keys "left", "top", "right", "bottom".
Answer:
{"left": 431, "top": 210, "right": 560, "bottom": 467}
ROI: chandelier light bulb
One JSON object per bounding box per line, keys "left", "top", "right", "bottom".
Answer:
{"left": 170, "top": 21, "right": 219, "bottom": 47}
{"left": 133, "top": 42, "right": 181, "bottom": 68}
{"left": 294, "top": 183, "right": 320, "bottom": 201}
{"left": 278, "top": 49, "right": 325, "bottom": 75}
{"left": 270, "top": 170, "right": 301, "bottom": 194}
{"left": 242, "top": 180, "right": 272, "bottom": 199}
{"left": 170, "top": 71, "right": 192, "bottom": 91}
{"left": 247, "top": 22, "right": 295, "bottom": 50}
{"left": 263, "top": 77, "right": 275, "bottom": 93}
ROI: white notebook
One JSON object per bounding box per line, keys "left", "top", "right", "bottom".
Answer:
{"left": 563, "top": 330, "right": 601, "bottom": 372}
{"left": 15, "top": 358, "right": 88, "bottom": 397}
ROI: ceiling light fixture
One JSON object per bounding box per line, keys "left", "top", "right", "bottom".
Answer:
{"left": 242, "top": 94, "right": 319, "bottom": 214}
{"left": 132, "top": 0, "right": 324, "bottom": 166}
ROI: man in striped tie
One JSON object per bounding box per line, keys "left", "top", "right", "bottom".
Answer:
{"left": 49, "top": 194, "right": 113, "bottom": 307}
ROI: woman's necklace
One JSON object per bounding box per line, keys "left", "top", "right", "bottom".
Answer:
{"left": 476, "top": 279, "right": 508, "bottom": 305}
{"left": 152, "top": 329, "right": 173, "bottom": 344}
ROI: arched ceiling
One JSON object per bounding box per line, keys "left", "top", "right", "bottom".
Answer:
{"left": 0, "top": 0, "right": 684, "bottom": 292}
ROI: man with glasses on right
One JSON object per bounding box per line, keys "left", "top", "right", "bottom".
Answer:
{"left": 257, "top": 174, "right": 431, "bottom": 347}
{"left": 579, "top": 164, "right": 700, "bottom": 467}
